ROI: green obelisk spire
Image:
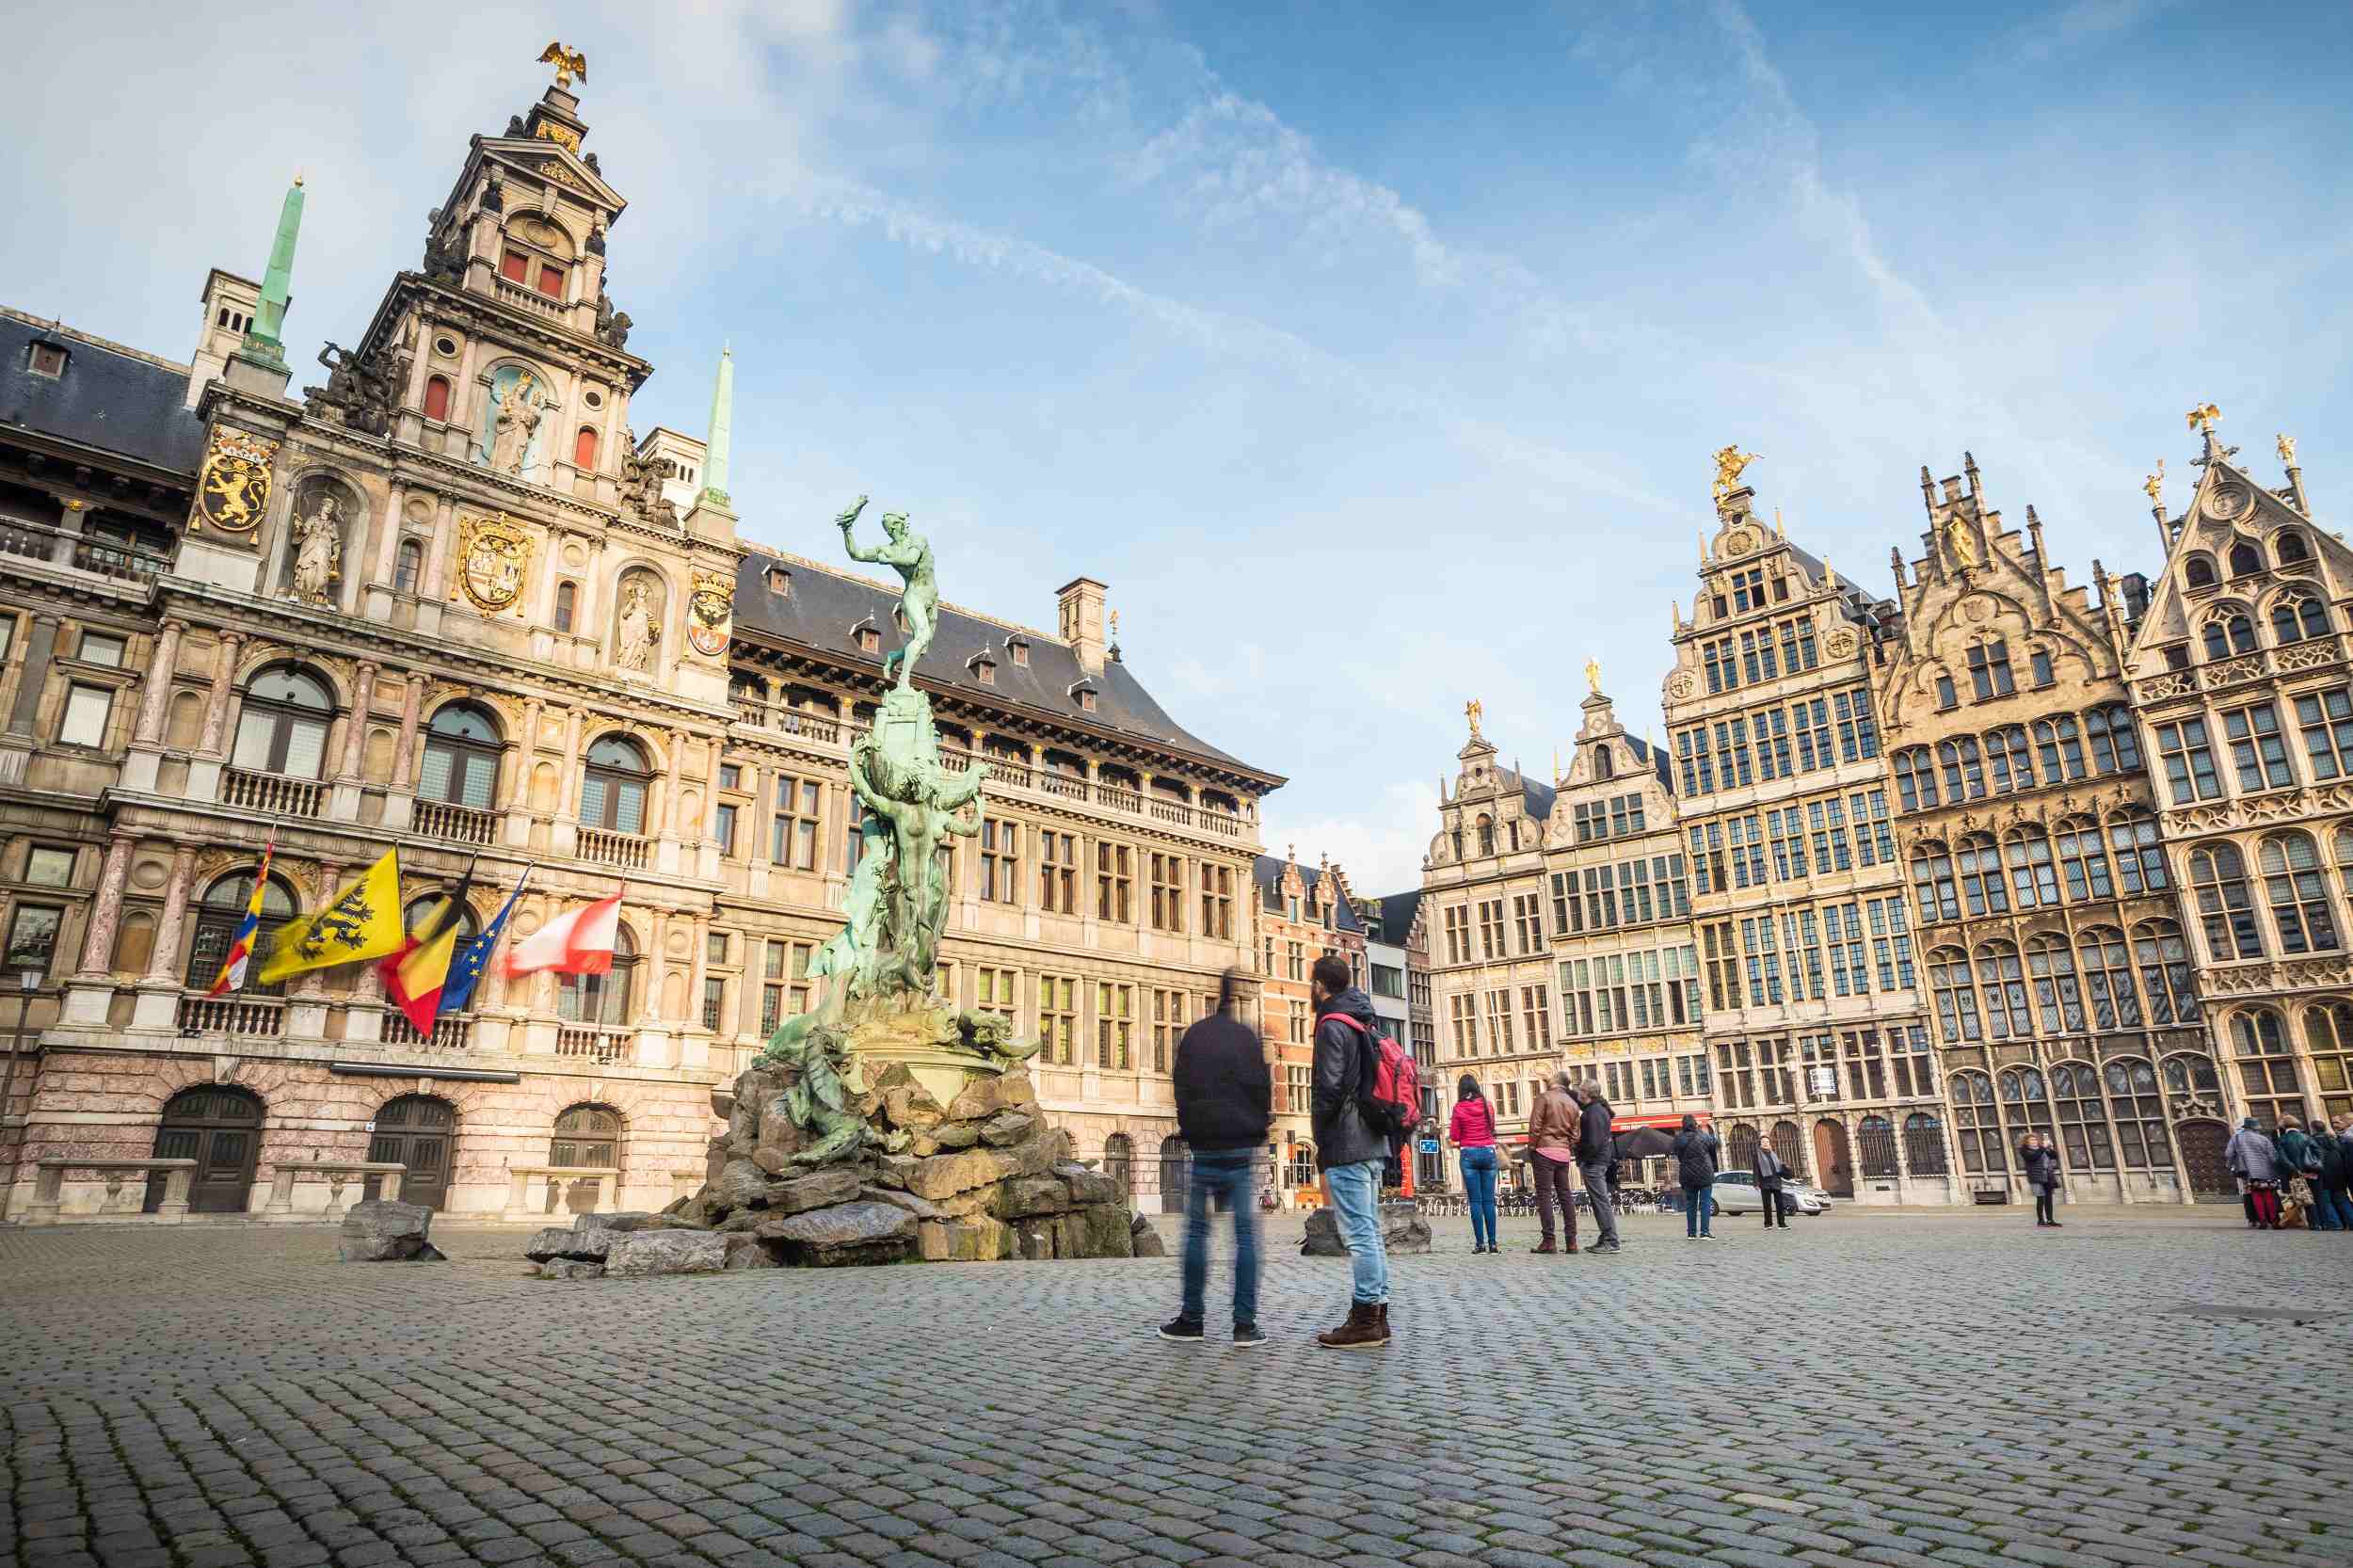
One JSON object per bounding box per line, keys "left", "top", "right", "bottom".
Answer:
{"left": 698, "top": 343, "right": 733, "bottom": 507}
{"left": 239, "top": 174, "right": 307, "bottom": 368}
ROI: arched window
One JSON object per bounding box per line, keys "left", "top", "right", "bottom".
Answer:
{"left": 231, "top": 666, "right": 333, "bottom": 778}
{"left": 1975, "top": 940, "right": 2029, "bottom": 1039}
{"left": 2259, "top": 832, "right": 2341, "bottom": 954}
{"left": 2049, "top": 1062, "right": 2113, "bottom": 1169}
{"left": 581, "top": 735, "right": 651, "bottom": 834}
{"left": 553, "top": 581, "right": 576, "bottom": 633}
{"left": 1929, "top": 946, "right": 1980, "bottom": 1042}
{"left": 2033, "top": 715, "right": 2087, "bottom": 781}
{"left": 2085, "top": 704, "right": 2141, "bottom": 774}
{"left": 184, "top": 871, "right": 297, "bottom": 992}
{"left": 1938, "top": 737, "right": 1986, "bottom": 802}
{"left": 2055, "top": 816, "right": 2113, "bottom": 901}
{"left": 1593, "top": 745, "right": 1613, "bottom": 780}
{"left": 2077, "top": 927, "right": 2140, "bottom": 1030}
{"left": 423, "top": 375, "right": 452, "bottom": 422}
{"left": 1476, "top": 815, "right": 1494, "bottom": 856}
{"left": 1102, "top": 1132, "right": 1134, "bottom": 1201}
{"left": 573, "top": 425, "right": 599, "bottom": 471}
{"left": 400, "top": 890, "right": 481, "bottom": 949}
{"left": 2106, "top": 807, "right": 2168, "bottom": 894}
{"left": 2270, "top": 594, "right": 2329, "bottom": 645}
{"left": 1902, "top": 1112, "right": 1948, "bottom": 1176}
{"left": 1998, "top": 1065, "right": 2055, "bottom": 1149}
{"left": 2228, "top": 541, "right": 2264, "bottom": 577}
{"left": 2103, "top": 1059, "right": 2168, "bottom": 1169}
{"left": 393, "top": 537, "right": 424, "bottom": 595}
{"left": 2132, "top": 920, "right": 2199, "bottom": 1025}
{"left": 1726, "top": 1123, "right": 1760, "bottom": 1171}
{"left": 2004, "top": 828, "right": 2058, "bottom": 908}
{"left": 1950, "top": 1073, "right": 2005, "bottom": 1174}
{"left": 1985, "top": 726, "right": 2034, "bottom": 793}
{"left": 2201, "top": 611, "right": 2256, "bottom": 660}
{"left": 1857, "top": 1114, "right": 1898, "bottom": 1178}
{"left": 1956, "top": 834, "right": 2008, "bottom": 917}
{"left": 550, "top": 1103, "right": 621, "bottom": 1168}
{"left": 2277, "top": 531, "right": 2311, "bottom": 567}
{"left": 1912, "top": 843, "right": 1959, "bottom": 924}
{"left": 420, "top": 703, "right": 502, "bottom": 808}
{"left": 2303, "top": 1001, "right": 2353, "bottom": 1119}
{"left": 2185, "top": 554, "right": 2217, "bottom": 589}
{"left": 2026, "top": 934, "right": 2086, "bottom": 1033}
{"left": 2228, "top": 1009, "right": 2300, "bottom": 1128}
{"left": 2191, "top": 843, "right": 2263, "bottom": 960}
{"left": 557, "top": 923, "right": 638, "bottom": 1025}
{"left": 2162, "top": 1052, "right": 2219, "bottom": 1100}
{"left": 1893, "top": 746, "right": 1938, "bottom": 811}
{"left": 1769, "top": 1120, "right": 1805, "bottom": 1178}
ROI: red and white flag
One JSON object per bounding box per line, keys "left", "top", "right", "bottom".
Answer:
{"left": 503, "top": 893, "right": 620, "bottom": 978}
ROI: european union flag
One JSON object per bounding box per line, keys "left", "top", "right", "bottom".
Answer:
{"left": 442, "top": 869, "right": 528, "bottom": 1016}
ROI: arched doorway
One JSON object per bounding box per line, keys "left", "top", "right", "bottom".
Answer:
{"left": 1814, "top": 1119, "right": 1854, "bottom": 1197}
{"left": 1102, "top": 1133, "right": 1133, "bottom": 1203}
{"left": 1159, "top": 1137, "right": 1191, "bottom": 1216}
{"left": 2174, "top": 1119, "right": 2234, "bottom": 1200}
{"left": 1769, "top": 1119, "right": 1807, "bottom": 1182}
{"left": 550, "top": 1103, "right": 622, "bottom": 1213}
{"left": 146, "top": 1086, "right": 263, "bottom": 1213}
{"left": 366, "top": 1095, "right": 456, "bottom": 1211}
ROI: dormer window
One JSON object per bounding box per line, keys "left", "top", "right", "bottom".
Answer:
{"left": 854, "top": 621, "right": 881, "bottom": 655}
{"left": 969, "top": 654, "right": 997, "bottom": 687}
{"left": 1070, "top": 681, "right": 1098, "bottom": 712}
{"left": 2228, "top": 541, "right": 2263, "bottom": 577}
{"left": 2185, "top": 554, "right": 2217, "bottom": 589}
{"left": 27, "top": 342, "right": 65, "bottom": 378}
{"left": 765, "top": 567, "right": 790, "bottom": 598}
{"left": 1008, "top": 637, "right": 1029, "bottom": 667}
{"left": 2279, "top": 532, "right": 2311, "bottom": 567}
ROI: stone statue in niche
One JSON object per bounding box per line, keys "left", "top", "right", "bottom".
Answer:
{"left": 489, "top": 372, "right": 542, "bottom": 474}
{"left": 288, "top": 492, "right": 344, "bottom": 605}
{"left": 615, "top": 580, "right": 660, "bottom": 672}
{"left": 616, "top": 427, "right": 677, "bottom": 526}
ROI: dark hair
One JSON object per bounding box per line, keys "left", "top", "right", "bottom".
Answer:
{"left": 1680, "top": 1113, "right": 1699, "bottom": 1133}
{"left": 1216, "top": 967, "right": 1244, "bottom": 1012}
{"left": 1310, "top": 953, "right": 1351, "bottom": 994}
{"left": 1456, "top": 1074, "right": 1483, "bottom": 1104}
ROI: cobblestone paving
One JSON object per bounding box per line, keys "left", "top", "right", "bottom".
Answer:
{"left": 3, "top": 1208, "right": 2349, "bottom": 1568}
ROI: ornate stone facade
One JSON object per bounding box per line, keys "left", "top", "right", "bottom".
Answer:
{"left": 1249, "top": 849, "right": 1366, "bottom": 1203}
{"left": 0, "top": 72, "right": 1277, "bottom": 1223}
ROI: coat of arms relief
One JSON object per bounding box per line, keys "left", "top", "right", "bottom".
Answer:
{"left": 453, "top": 512, "right": 534, "bottom": 614}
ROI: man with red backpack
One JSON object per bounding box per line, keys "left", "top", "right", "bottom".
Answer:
{"left": 1310, "top": 954, "right": 1415, "bottom": 1349}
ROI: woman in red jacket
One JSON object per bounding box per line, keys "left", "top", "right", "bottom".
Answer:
{"left": 1449, "top": 1076, "right": 1500, "bottom": 1254}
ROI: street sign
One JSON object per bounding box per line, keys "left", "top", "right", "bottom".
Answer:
{"left": 1417, "top": 1139, "right": 1439, "bottom": 1154}
{"left": 1808, "top": 1066, "right": 1838, "bottom": 1097}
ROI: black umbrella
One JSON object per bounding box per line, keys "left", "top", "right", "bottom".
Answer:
{"left": 1613, "top": 1127, "right": 1677, "bottom": 1161}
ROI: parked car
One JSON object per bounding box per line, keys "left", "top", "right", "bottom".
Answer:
{"left": 1707, "top": 1169, "right": 1828, "bottom": 1217}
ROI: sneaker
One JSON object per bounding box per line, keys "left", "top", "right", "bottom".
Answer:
{"left": 1232, "top": 1322, "right": 1266, "bottom": 1349}
{"left": 1158, "top": 1316, "right": 1205, "bottom": 1342}
{"left": 1599, "top": 1240, "right": 1623, "bottom": 1254}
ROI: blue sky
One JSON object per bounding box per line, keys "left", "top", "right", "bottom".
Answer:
{"left": 8, "top": 0, "right": 2351, "bottom": 892}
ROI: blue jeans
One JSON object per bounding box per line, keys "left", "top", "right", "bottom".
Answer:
{"left": 1323, "top": 1159, "right": 1390, "bottom": 1305}
{"left": 1459, "top": 1146, "right": 1499, "bottom": 1248}
{"left": 1684, "top": 1183, "right": 1715, "bottom": 1237}
{"left": 1179, "top": 1151, "right": 1260, "bottom": 1325}
{"left": 2310, "top": 1182, "right": 2353, "bottom": 1232}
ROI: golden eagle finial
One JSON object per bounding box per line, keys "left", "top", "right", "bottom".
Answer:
{"left": 538, "top": 40, "right": 587, "bottom": 89}
{"left": 2143, "top": 459, "right": 2165, "bottom": 509}
{"left": 2185, "top": 402, "right": 2220, "bottom": 434}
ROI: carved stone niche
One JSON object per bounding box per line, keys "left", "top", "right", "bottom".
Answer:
{"left": 281, "top": 473, "right": 362, "bottom": 608}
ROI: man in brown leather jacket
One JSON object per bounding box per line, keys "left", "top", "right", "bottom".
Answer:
{"left": 1526, "top": 1071, "right": 1580, "bottom": 1254}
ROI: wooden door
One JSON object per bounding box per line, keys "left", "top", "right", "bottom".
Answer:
{"left": 2175, "top": 1119, "right": 2234, "bottom": 1200}
{"left": 1159, "top": 1138, "right": 1191, "bottom": 1216}
{"left": 1814, "top": 1119, "right": 1855, "bottom": 1197}
{"left": 146, "top": 1087, "right": 264, "bottom": 1214}
{"left": 366, "top": 1095, "right": 455, "bottom": 1211}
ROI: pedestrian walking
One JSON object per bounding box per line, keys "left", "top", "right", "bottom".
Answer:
{"left": 2019, "top": 1132, "right": 2063, "bottom": 1227}
{"left": 1753, "top": 1134, "right": 1790, "bottom": 1230}
{"left": 1525, "top": 1072, "right": 1581, "bottom": 1255}
{"left": 2277, "top": 1117, "right": 2326, "bottom": 1227}
{"left": 1159, "top": 968, "right": 1273, "bottom": 1348}
{"left": 1672, "top": 1113, "right": 1719, "bottom": 1240}
{"left": 2309, "top": 1118, "right": 2353, "bottom": 1233}
{"left": 2225, "top": 1117, "right": 2284, "bottom": 1229}
{"left": 1573, "top": 1080, "right": 1622, "bottom": 1254}
{"left": 1309, "top": 954, "right": 1392, "bottom": 1349}
{"left": 2329, "top": 1115, "right": 2353, "bottom": 1231}
{"left": 1449, "top": 1075, "right": 1501, "bottom": 1255}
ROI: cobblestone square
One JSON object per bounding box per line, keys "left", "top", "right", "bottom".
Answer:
{"left": 4, "top": 1208, "right": 2349, "bottom": 1568}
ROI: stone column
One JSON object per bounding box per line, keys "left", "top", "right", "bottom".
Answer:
{"left": 507, "top": 697, "right": 543, "bottom": 809}
{"left": 417, "top": 496, "right": 456, "bottom": 636}
{"left": 3, "top": 615, "right": 59, "bottom": 739}
{"left": 74, "top": 829, "right": 135, "bottom": 977}
{"left": 389, "top": 673, "right": 424, "bottom": 789}
{"left": 132, "top": 619, "right": 184, "bottom": 745}
{"left": 142, "top": 846, "right": 198, "bottom": 984}
{"left": 665, "top": 729, "right": 688, "bottom": 836}
{"left": 641, "top": 906, "right": 666, "bottom": 1026}
{"left": 338, "top": 661, "right": 378, "bottom": 779}
{"left": 688, "top": 913, "right": 711, "bottom": 1029}
{"left": 196, "top": 632, "right": 247, "bottom": 757}
{"left": 371, "top": 481, "right": 408, "bottom": 588}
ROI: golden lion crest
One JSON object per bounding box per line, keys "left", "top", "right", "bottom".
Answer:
{"left": 194, "top": 427, "right": 279, "bottom": 534}
{"left": 685, "top": 570, "right": 732, "bottom": 657}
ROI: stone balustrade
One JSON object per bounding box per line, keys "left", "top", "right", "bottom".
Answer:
{"left": 259, "top": 1160, "right": 408, "bottom": 1221}
{"left": 501, "top": 1164, "right": 621, "bottom": 1222}
{"left": 20, "top": 1158, "right": 198, "bottom": 1224}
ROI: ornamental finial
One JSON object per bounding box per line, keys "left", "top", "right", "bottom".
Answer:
{"left": 2279, "top": 433, "right": 2297, "bottom": 466}
{"left": 2143, "top": 459, "right": 2166, "bottom": 509}
{"left": 1465, "top": 699, "right": 1483, "bottom": 741}
{"left": 2185, "top": 402, "right": 2220, "bottom": 434}
{"left": 538, "top": 40, "right": 587, "bottom": 89}
{"left": 1711, "top": 444, "right": 1760, "bottom": 503}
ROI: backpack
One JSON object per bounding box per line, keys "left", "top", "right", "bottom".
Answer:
{"left": 1324, "top": 1013, "right": 1418, "bottom": 1135}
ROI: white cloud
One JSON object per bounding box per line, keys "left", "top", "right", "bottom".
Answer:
{"left": 1262, "top": 779, "right": 1440, "bottom": 898}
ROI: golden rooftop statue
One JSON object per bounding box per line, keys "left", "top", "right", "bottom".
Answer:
{"left": 2279, "top": 433, "right": 2297, "bottom": 466}
{"left": 2185, "top": 402, "right": 2220, "bottom": 434}
{"left": 1710, "top": 445, "right": 1760, "bottom": 503}
{"left": 538, "top": 40, "right": 587, "bottom": 89}
{"left": 1583, "top": 658, "right": 1602, "bottom": 696}
{"left": 1465, "top": 698, "right": 1484, "bottom": 741}
{"left": 2143, "top": 458, "right": 2165, "bottom": 509}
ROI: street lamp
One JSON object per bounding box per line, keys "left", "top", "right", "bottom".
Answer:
{"left": 0, "top": 969, "right": 41, "bottom": 1222}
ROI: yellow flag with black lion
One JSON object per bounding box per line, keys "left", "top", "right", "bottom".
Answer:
{"left": 256, "top": 849, "right": 404, "bottom": 984}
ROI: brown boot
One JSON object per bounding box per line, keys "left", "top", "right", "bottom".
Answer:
{"left": 1317, "top": 1302, "right": 1387, "bottom": 1350}
{"left": 1376, "top": 1304, "right": 1391, "bottom": 1342}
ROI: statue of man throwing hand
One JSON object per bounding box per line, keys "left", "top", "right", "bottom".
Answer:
{"left": 838, "top": 495, "right": 937, "bottom": 690}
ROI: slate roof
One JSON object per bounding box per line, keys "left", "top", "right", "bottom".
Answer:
{"left": 0, "top": 311, "right": 206, "bottom": 474}
{"left": 1251, "top": 854, "right": 1363, "bottom": 934}
{"left": 732, "top": 551, "right": 1276, "bottom": 784}
{"left": 1372, "top": 889, "right": 1422, "bottom": 946}
{"left": 1493, "top": 764, "right": 1556, "bottom": 821}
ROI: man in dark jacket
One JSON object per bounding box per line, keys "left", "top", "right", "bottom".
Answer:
{"left": 1573, "top": 1080, "right": 1621, "bottom": 1254}
{"left": 1160, "top": 968, "right": 1273, "bottom": 1346}
{"left": 1753, "top": 1135, "right": 1790, "bottom": 1230}
{"left": 1309, "top": 955, "right": 1391, "bottom": 1349}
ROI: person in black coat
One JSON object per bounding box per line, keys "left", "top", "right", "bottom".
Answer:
{"left": 1159, "top": 968, "right": 1272, "bottom": 1347}
{"left": 1671, "top": 1114, "right": 1720, "bottom": 1240}
{"left": 1572, "top": 1081, "right": 1621, "bottom": 1253}
{"left": 1753, "top": 1136, "right": 1790, "bottom": 1230}
{"left": 2019, "top": 1133, "right": 2062, "bottom": 1226}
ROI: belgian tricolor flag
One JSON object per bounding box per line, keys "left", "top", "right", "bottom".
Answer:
{"left": 380, "top": 859, "right": 476, "bottom": 1034}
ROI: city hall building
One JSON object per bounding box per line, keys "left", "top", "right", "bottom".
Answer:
{"left": 0, "top": 67, "right": 1279, "bottom": 1222}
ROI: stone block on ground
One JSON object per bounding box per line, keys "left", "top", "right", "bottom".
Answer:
{"left": 525, "top": 1225, "right": 612, "bottom": 1263}
{"left": 538, "top": 1258, "right": 605, "bottom": 1280}
{"left": 906, "top": 1146, "right": 1013, "bottom": 1202}
{"left": 712, "top": 1158, "right": 771, "bottom": 1211}
{"left": 723, "top": 1234, "right": 785, "bottom": 1270}
{"left": 573, "top": 1210, "right": 703, "bottom": 1236}
{"left": 1300, "top": 1201, "right": 1431, "bottom": 1256}
{"left": 1130, "top": 1214, "right": 1167, "bottom": 1257}
{"left": 1055, "top": 1161, "right": 1118, "bottom": 1207}
{"left": 991, "top": 1176, "right": 1069, "bottom": 1220}
{"left": 338, "top": 1200, "right": 438, "bottom": 1262}
{"left": 758, "top": 1200, "right": 917, "bottom": 1266}
{"left": 939, "top": 1217, "right": 1016, "bottom": 1261}
{"left": 763, "top": 1165, "right": 862, "bottom": 1216}
{"left": 605, "top": 1229, "right": 728, "bottom": 1277}
{"left": 1079, "top": 1203, "right": 1135, "bottom": 1258}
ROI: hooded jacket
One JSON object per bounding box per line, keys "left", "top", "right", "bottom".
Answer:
{"left": 1311, "top": 986, "right": 1390, "bottom": 1170}
{"left": 1171, "top": 1010, "right": 1273, "bottom": 1153}
{"left": 1672, "top": 1126, "right": 1720, "bottom": 1189}
{"left": 1576, "top": 1093, "right": 1615, "bottom": 1163}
